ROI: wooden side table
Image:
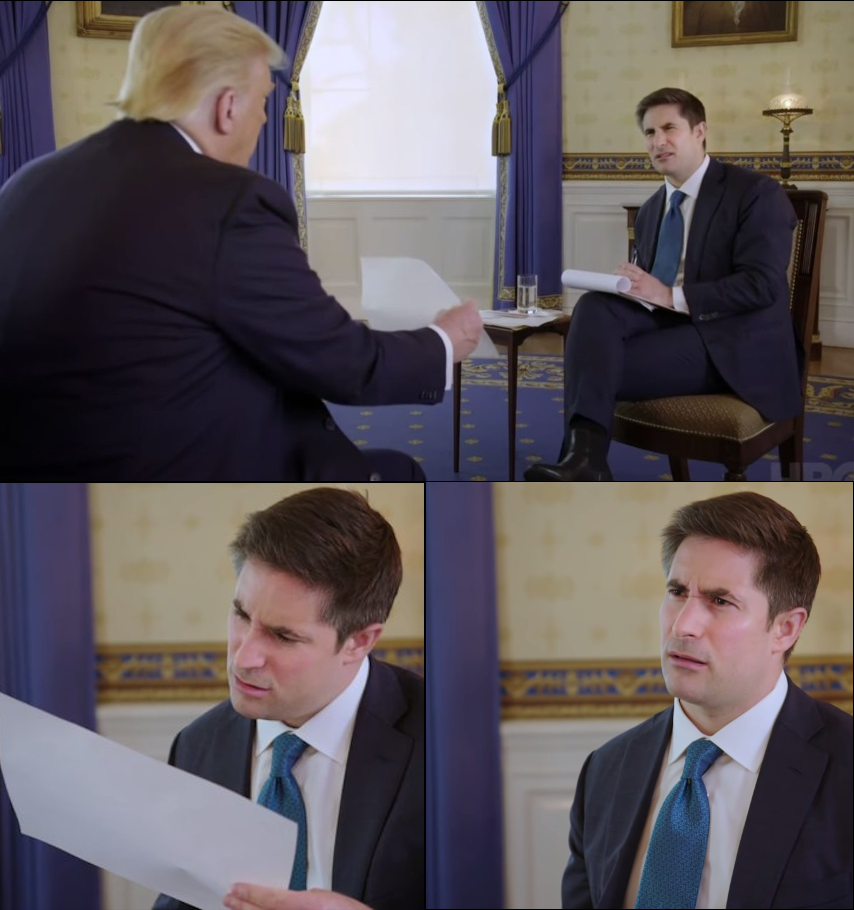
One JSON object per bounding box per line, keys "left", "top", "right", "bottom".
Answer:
{"left": 453, "top": 315, "right": 571, "bottom": 480}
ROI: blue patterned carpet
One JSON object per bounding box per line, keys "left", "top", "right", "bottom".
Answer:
{"left": 327, "top": 355, "right": 854, "bottom": 481}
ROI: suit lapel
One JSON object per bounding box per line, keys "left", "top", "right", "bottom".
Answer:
{"left": 599, "top": 709, "right": 673, "bottom": 908}
{"left": 332, "top": 661, "right": 414, "bottom": 897}
{"left": 637, "top": 186, "right": 666, "bottom": 271}
{"left": 212, "top": 708, "right": 255, "bottom": 796}
{"left": 684, "top": 158, "right": 725, "bottom": 281}
{"left": 726, "top": 680, "right": 827, "bottom": 909}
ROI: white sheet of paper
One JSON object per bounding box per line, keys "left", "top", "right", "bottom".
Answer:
{"left": 0, "top": 693, "right": 296, "bottom": 910}
{"left": 481, "top": 310, "right": 563, "bottom": 328}
{"left": 561, "top": 268, "right": 655, "bottom": 311}
{"left": 361, "top": 257, "right": 498, "bottom": 358}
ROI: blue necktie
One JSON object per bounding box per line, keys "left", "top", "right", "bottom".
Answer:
{"left": 651, "top": 189, "right": 686, "bottom": 287}
{"left": 635, "top": 738, "right": 723, "bottom": 910}
{"left": 257, "top": 732, "right": 309, "bottom": 890}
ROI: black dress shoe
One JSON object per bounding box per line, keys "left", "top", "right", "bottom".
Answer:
{"left": 524, "top": 426, "right": 613, "bottom": 481}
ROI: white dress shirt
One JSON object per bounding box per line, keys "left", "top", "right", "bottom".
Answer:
{"left": 660, "top": 153, "right": 710, "bottom": 315}
{"left": 170, "top": 124, "right": 453, "bottom": 388}
{"left": 624, "top": 670, "right": 789, "bottom": 910}
{"left": 252, "top": 657, "right": 369, "bottom": 890}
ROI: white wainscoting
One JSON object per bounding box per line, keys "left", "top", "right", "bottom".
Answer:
{"left": 562, "top": 181, "right": 854, "bottom": 349}
{"left": 304, "top": 184, "right": 853, "bottom": 349}
{"left": 95, "top": 702, "right": 216, "bottom": 910}
{"left": 305, "top": 195, "right": 496, "bottom": 320}
{"left": 501, "top": 718, "right": 640, "bottom": 910}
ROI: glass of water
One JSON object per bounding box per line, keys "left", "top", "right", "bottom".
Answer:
{"left": 517, "top": 274, "right": 538, "bottom": 314}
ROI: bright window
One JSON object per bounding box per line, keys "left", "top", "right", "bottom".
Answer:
{"left": 301, "top": 1, "right": 497, "bottom": 194}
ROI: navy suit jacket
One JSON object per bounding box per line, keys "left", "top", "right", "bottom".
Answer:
{"left": 0, "top": 120, "right": 445, "bottom": 479}
{"left": 152, "top": 658, "right": 423, "bottom": 910}
{"left": 634, "top": 158, "right": 801, "bottom": 422}
{"left": 562, "top": 678, "right": 853, "bottom": 909}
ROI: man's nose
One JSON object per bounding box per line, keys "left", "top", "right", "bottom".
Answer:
{"left": 233, "top": 629, "right": 265, "bottom": 668}
{"left": 671, "top": 596, "right": 706, "bottom": 637}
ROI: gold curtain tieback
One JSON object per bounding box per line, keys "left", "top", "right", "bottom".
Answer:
{"left": 283, "top": 79, "right": 305, "bottom": 154}
{"left": 492, "top": 85, "right": 510, "bottom": 157}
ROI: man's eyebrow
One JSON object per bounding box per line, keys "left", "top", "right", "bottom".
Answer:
{"left": 645, "top": 120, "right": 677, "bottom": 132}
{"left": 666, "top": 579, "right": 744, "bottom": 605}
{"left": 232, "top": 599, "right": 311, "bottom": 640}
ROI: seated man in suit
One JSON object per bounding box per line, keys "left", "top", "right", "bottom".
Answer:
{"left": 0, "top": 4, "right": 482, "bottom": 481}
{"left": 562, "top": 491, "right": 852, "bottom": 910}
{"left": 153, "top": 487, "right": 423, "bottom": 910}
{"left": 526, "top": 88, "right": 800, "bottom": 481}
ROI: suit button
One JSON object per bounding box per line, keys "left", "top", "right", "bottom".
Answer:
{"left": 324, "top": 417, "right": 336, "bottom": 431}
{"left": 369, "top": 472, "right": 382, "bottom": 481}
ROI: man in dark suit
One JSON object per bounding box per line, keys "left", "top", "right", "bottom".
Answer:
{"left": 0, "top": 4, "right": 481, "bottom": 481}
{"left": 562, "top": 491, "right": 853, "bottom": 910}
{"left": 153, "top": 487, "right": 423, "bottom": 910}
{"left": 526, "top": 88, "right": 800, "bottom": 481}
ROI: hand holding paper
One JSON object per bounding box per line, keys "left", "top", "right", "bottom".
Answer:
{"left": 561, "top": 268, "right": 656, "bottom": 311}
{"left": 361, "top": 257, "right": 498, "bottom": 358}
{"left": 0, "top": 692, "right": 296, "bottom": 910}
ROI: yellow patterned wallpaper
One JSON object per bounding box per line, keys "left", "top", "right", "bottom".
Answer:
{"left": 89, "top": 483, "right": 424, "bottom": 645}
{"left": 46, "top": 0, "right": 221, "bottom": 149}
{"left": 493, "top": 483, "right": 853, "bottom": 661}
{"left": 48, "top": 2, "right": 852, "bottom": 154}
{"left": 561, "top": 0, "right": 854, "bottom": 153}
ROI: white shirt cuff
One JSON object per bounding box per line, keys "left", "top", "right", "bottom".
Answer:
{"left": 672, "top": 287, "right": 690, "bottom": 314}
{"left": 427, "top": 324, "right": 454, "bottom": 390}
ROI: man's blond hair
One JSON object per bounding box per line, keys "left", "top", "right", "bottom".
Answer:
{"left": 116, "top": 5, "right": 285, "bottom": 122}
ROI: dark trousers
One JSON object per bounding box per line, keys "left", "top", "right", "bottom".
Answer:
{"left": 564, "top": 292, "right": 730, "bottom": 441}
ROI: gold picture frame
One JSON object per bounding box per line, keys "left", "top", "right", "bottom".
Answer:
{"left": 76, "top": 1, "right": 205, "bottom": 40}
{"left": 672, "top": 1, "right": 798, "bottom": 48}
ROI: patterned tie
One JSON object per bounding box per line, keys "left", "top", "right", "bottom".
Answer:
{"left": 635, "top": 738, "right": 723, "bottom": 910}
{"left": 651, "top": 189, "right": 687, "bottom": 287}
{"left": 257, "top": 732, "right": 309, "bottom": 890}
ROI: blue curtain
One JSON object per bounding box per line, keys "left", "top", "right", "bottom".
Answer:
{"left": 426, "top": 484, "right": 504, "bottom": 909}
{"left": 0, "top": 484, "right": 100, "bottom": 910}
{"left": 481, "top": 2, "right": 566, "bottom": 309}
{"left": 232, "top": 0, "right": 323, "bottom": 250}
{"left": 0, "top": 2, "right": 56, "bottom": 190}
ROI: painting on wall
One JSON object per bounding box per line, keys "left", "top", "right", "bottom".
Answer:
{"left": 672, "top": 1, "right": 798, "bottom": 47}
{"left": 76, "top": 1, "right": 205, "bottom": 40}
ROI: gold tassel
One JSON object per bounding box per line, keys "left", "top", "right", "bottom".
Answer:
{"left": 283, "top": 80, "right": 305, "bottom": 154}
{"left": 491, "top": 87, "right": 511, "bottom": 157}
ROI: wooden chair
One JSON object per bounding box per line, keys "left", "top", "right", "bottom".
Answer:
{"left": 611, "top": 190, "right": 828, "bottom": 481}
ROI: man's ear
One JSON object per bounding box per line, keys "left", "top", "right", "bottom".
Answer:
{"left": 213, "top": 87, "right": 237, "bottom": 136}
{"left": 341, "top": 623, "right": 384, "bottom": 662}
{"left": 771, "top": 607, "right": 808, "bottom": 657}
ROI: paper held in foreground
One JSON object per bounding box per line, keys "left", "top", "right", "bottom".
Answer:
{"left": 0, "top": 692, "right": 296, "bottom": 910}
{"left": 561, "top": 268, "right": 655, "bottom": 312}
{"left": 361, "top": 257, "right": 498, "bottom": 358}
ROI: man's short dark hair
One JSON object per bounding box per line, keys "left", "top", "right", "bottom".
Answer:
{"left": 635, "top": 87, "right": 707, "bottom": 131}
{"left": 660, "top": 491, "right": 821, "bottom": 662}
{"left": 229, "top": 488, "right": 402, "bottom": 647}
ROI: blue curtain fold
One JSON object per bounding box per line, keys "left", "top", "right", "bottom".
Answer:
{"left": 426, "top": 484, "right": 504, "bottom": 909}
{"left": 0, "top": 2, "right": 56, "bottom": 189}
{"left": 0, "top": 484, "right": 100, "bottom": 910}
{"left": 232, "top": 0, "right": 323, "bottom": 250}
{"left": 481, "top": 1, "right": 566, "bottom": 310}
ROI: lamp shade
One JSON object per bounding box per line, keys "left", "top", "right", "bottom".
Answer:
{"left": 770, "top": 92, "right": 808, "bottom": 110}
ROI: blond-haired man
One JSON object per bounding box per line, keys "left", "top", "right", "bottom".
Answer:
{"left": 0, "top": 5, "right": 480, "bottom": 481}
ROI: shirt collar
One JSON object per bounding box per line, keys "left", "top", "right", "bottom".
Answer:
{"left": 669, "top": 669, "right": 788, "bottom": 772}
{"left": 664, "top": 153, "right": 710, "bottom": 202}
{"left": 255, "top": 657, "right": 370, "bottom": 765}
{"left": 170, "top": 123, "right": 203, "bottom": 154}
